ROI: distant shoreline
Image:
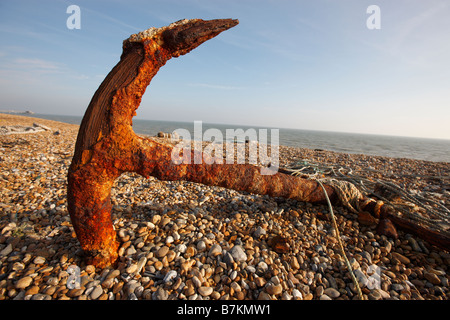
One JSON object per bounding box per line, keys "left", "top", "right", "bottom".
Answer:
{"left": 0, "top": 110, "right": 34, "bottom": 115}
{"left": 4, "top": 112, "right": 449, "bottom": 163}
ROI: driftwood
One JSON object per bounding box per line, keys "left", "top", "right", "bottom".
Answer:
{"left": 67, "top": 19, "right": 448, "bottom": 268}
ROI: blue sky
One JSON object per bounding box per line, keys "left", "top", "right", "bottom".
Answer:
{"left": 0, "top": 0, "right": 449, "bottom": 139}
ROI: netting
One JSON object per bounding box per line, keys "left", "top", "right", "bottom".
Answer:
{"left": 281, "top": 159, "right": 450, "bottom": 235}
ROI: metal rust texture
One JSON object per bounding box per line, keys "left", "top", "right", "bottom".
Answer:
{"left": 68, "top": 19, "right": 448, "bottom": 268}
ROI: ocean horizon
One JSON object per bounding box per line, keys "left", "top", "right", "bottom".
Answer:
{"left": 7, "top": 112, "right": 450, "bottom": 163}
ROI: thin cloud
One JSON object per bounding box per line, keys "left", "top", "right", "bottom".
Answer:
{"left": 188, "top": 83, "right": 243, "bottom": 90}
{"left": 13, "top": 58, "right": 64, "bottom": 73}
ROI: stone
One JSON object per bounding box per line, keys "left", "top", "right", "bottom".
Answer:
{"left": 15, "top": 276, "right": 33, "bottom": 289}
{"left": 304, "top": 293, "right": 314, "bottom": 300}
{"left": 198, "top": 286, "right": 213, "bottom": 296}
{"left": 163, "top": 270, "right": 178, "bottom": 283}
{"left": 152, "top": 287, "right": 169, "bottom": 300}
{"left": 105, "top": 269, "right": 120, "bottom": 280}
{"left": 126, "top": 246, "right": 137, "bottom": 256}
{"left": 256, "top": 261, "right": 268, "bottom": 273}
{"left": 354, "top": 269, "right": 368, "bottom": 287}
{"left": 255, "top": 277, "right": 266, "bottom": 287}
{"left": 67, "top": 288, "right": 85, "bottom": 298}
{"left": 33, "top": 256, "right": 46, "bottom": 265}
{"left": 391, "top": 252, "right": 410, "bottom": 264}
{"left": 136, "top": 257, "right": 147, "bottom": 274}
{"left": 85, "top": 265, "right": 96, "bottom": 274}
{"left": 90, "top": 286, "right": 103, "bottom": 300}
{"left": 126, "top": 264, "right": 138, "bottom": 274}
{"left": 292, "top": 289, "right": 303, "bottom": 300}
{"left": 230, "top": 282, "right": 241, "bottom": 292}
{"left": 101, "top": 278, "right": 114, "bottom": 289}
{"left": 324, "top": 287, "right": 340, "bottom": 298}
{"left": 156, "top": 246, "right": 169, "bottom": 258}
{"left": 290, "top": 257, "right": 300, "bottom": 269}
{"left": 424, "top": 272, "right": 441, "bottom": 285}
{"left": 25, "top": 285, "right": 40, "bottom": 296}
{"left": 192, "top": 276, "right": 202, "bottom": 288}
{"left": 197, "top": 240, "right": 207, "bottom": 252}
{"left": 253, "top": 226, "right": 266, "bottom": 238}
{"left": 229, "top": 245, "right": 247, "bottom": 262}
{"left": 265, "top": 284, "right": 282, "bottom": 295}
{"left": 258, "top": 291, "right": 271, "bottom": 300}
{"left": 0, "top": 243, "right": 12, "bottom": 256}
{"left": 316, "top": 286, "right": 324, "bottom": 296}
{"left": 208, "top": 243, "right": 222, "bottom": 257}
{"left": 408, "top": 237, "right": 422, "bottom": 252}
{"left": 223, "top": 252, "right": 235, "bottom": 266}
{"left": 384, "top": 241, "right": 392, "bottom": 254}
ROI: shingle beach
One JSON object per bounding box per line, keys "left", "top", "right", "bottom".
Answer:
{"left": 1, "top": 113, "right": 449, "bottom": 301}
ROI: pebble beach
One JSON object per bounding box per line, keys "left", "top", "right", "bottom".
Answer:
{"left": 1, "top": 113, "right": 449, "bottom": 301}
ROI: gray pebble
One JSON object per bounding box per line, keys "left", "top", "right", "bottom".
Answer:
{"left": 229, "top": 245, "right": 247, "bottom": 262}
{"left": 90, "top": 285, "right": 103, "bottom": 300}
{"left": 152, "top": 287, "right": 169, "bottom": 300}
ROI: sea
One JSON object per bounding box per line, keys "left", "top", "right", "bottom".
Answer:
{"left": 11, "top": 113, "right": 450, "bottom": 163}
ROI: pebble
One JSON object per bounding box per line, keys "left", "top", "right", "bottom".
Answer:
{"left": 253, "top": 226, "right": 266, "bottom": 238}
{"left": 266, "top": 284, "right": 282, "bottom": 295}
{"left": 324, "top": 287, "right": 340, "bottom": 299}
{"left": 33, "top": 256, "right": 46, "bottom": 265}
{"left": 197, "top": 240, "right": 206, "bottom": 252}
{"left": 163, "top": 270, "right": 178, "bottom": 283}
{"left": 292, "top": 289, "right": 303, "bottom": 300}
{"left": 15, "top": 276, "right": 33, "bottom": 289}
{"left": 0, "top": 243, "right": 12, "bottom": 256}
{"left": 198, "top": 286, "right": 213, "bottom": 297}
{"left": 229, "top": 245, "right": 247, "bottom": 262}
{"left": 152, "top": 287, "right": 168, "bottom": 300}
{"left": 90, "top": 286, "right": 103, "bottom": 300}
{"left": 424, "top": 272, "right": 441, "bottom": 285}
{"left": 156, "top": 246, "right": 169, "bottom": 258}
{"left": 208, "top": 243, "right": 222, "bottom": 257}
{"left": 391, "top": 252, "right": 410, "bottom": 264}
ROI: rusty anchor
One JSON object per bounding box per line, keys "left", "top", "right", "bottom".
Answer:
{"left": 68, "top": 18, "right": 449, "bottom": 268}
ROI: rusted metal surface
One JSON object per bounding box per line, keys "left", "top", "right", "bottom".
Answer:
{"left": 68, "top": 19, "right": 448, "bottom": 268}
{"left": 67, "top": 18, "right": 342, "bottom": 267}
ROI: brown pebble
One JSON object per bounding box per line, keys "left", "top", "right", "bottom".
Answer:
{"left": 25, "top": 285, "right": 40, "bottom": 296}
{"left": 266, "top": 284, "right": 282, "bottom": 295}
{"left": 424, "top": 272, "right": 441, "bottom": 285}
{"left": 255, "top": 277, "right": 266, "bottom": 287}
{"left": 258, "top": 291, "right": 271, "bottom": 300}
{"left": 156, "top": 246, "right": 169, "bottom": 258}
{"left": 391, "top": 252, "right": 410, "bottom": 264}
{"left": 15, "top": 276, "right": 33, "bottom": 289}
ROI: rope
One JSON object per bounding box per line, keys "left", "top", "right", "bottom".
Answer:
{"left": 316, "top": 179, "right": 365, "bottom": 300}
{"left": 284, "top": 159, "right": 450, "bottom": 235}
{"left": 284, "top": 158, "right": 450, "bottom": 300}
{"left": 287, "top": 164, "right": 365, "bottom": 299}
{"left": 323, "top": 179, "right": 364, "bottom": 214}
